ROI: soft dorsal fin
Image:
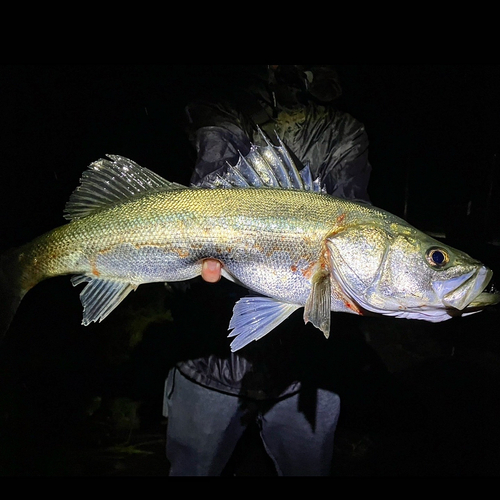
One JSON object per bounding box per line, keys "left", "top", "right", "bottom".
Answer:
{"left": 198, "top": 129, "right": 324, "bottom": 193}
{"left": 64, "top": 155, "right": 186, "bottom": 220}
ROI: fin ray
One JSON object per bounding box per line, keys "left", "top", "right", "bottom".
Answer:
{"left": 303, "top": 267, "right": 332, "bottom": 338}
{"left": 64, "top": 155, "right": 186, "bottom": 220}
{"left": 198, "top": 131, "right": 323, "bottom": 192}
{"left": 227, "top": 296, "right": 300, "bottom": 351}
{"left": 71, "top": 275, "right": 137, "bottom": 325}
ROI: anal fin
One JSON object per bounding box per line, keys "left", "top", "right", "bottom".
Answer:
{"left": 71, "top": 275, "right": 137, "bottom": 325}
{"left": 228, "top": 296, "right": 300, "bottom": 351}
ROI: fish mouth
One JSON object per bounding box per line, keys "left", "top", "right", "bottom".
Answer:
{"left": 433, "top": 266, "right": 500, "bottom": 310}
{"left": 467, "top": 278, "right": 500, "bottom": 308}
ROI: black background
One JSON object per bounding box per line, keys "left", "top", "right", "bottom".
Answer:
{"left": 1, "top": 65, "right": 499, "bottom": 476}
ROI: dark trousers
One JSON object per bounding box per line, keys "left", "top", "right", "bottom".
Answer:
{"left": 163, "top": 367, "right": 340, "bottom": 476}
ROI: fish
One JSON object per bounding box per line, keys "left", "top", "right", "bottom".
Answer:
{"left": 0, "top": 136, "right": 498, "bottom": 351}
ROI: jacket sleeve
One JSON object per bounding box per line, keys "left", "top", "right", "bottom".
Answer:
{"left": 188, "top": 101, "right": 372, "bottom": 203}
{"left": 272, "top": 105, "right": 372, "bottom": 202}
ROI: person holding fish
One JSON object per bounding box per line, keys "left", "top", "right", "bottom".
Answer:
{"left": 163, "top": 66, "right": 371, "bottom": 476}
{"left": 160, "top": 66, "right": 496, "bottom": 475}
{"left": 1, "top": 66, "right": 496, "bottom": 474}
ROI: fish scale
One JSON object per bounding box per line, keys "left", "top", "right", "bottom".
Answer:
{"left": 1, "top": 142, "right": 498, "bottom": 351}
{"left": 22, "top": 187, "right": 343, "bottom": 296}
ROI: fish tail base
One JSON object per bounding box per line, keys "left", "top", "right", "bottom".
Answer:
{"left": 0, "top": 248, "right": 28, "bottom": 340}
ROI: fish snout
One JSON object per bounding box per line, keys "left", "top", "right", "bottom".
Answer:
{"left": 433, "top": 266, "right": 496, "bottom": 310}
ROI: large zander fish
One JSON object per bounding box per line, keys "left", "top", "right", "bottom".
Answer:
{"left": 1, "top": 138, "right": 498, "bottom": 350}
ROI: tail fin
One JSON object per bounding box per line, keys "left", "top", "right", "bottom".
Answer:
{"left": 0, "top": 248, "right": 27, "bottom": 340}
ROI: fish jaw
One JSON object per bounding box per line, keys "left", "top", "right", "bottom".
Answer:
{"left": 433, "top": 265, "right": 497, "bottom": 310}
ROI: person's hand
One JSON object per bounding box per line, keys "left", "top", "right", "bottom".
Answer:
{"left": 201, "top": 259, "right": 222, "bottom": 283}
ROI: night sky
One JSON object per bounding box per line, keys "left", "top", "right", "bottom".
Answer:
{"left": 1, "top": 65, "right": 500, "bottom": 476}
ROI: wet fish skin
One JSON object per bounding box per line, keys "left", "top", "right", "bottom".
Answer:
{"left": 1, "top": 147, "right": 498, "bottom": 351}
{"left": 14, "top": 185, "right": 358, "bottom": 314}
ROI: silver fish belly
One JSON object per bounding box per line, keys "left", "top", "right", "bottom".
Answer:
{"left": 1, "top": 138, "right": 498, "bottom": 352}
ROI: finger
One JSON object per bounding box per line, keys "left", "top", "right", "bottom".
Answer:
{"left": 201, "top": 259, "right": 222, "bottom": 283}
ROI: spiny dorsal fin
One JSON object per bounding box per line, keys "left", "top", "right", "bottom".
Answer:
{"left": 198, "top": 129, "right": 324, "bottom": 193}
{"left": 64, "top": 155, "right": 186, "bottom": 221}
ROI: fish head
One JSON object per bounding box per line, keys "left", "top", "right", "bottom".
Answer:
{"left": 326, "top": 220, "right": 499, "bottom": 321}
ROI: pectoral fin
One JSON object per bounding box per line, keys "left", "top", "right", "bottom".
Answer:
{"left": 71, "top": 275, "right": 137, "bottom": 325}
{"left": 304, "top": 267, "right": 331, "bottom": 338}
{"left": 228, "top": 296, "right": 300, "bottom": 351}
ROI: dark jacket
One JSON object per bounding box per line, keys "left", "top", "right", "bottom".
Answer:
{"left": 175, "top": 67, "right": 372, "bottom": 399}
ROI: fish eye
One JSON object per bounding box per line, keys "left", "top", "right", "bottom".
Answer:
{"left": 426, "top": 247, "right": 449, "bottom": 268}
